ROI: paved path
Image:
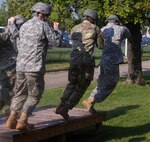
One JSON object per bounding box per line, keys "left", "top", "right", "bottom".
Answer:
{"left": 44, "top": 60, "right": 150, "bottom": 89}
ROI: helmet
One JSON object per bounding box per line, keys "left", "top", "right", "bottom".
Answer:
{"left": 107, "top": 15, "right": 119, "bottom": 22}
{"left": 15, "top": 15, "right": 25, "bottom": 26}
{"left": 83, "top": 9, "right": 98, "bottom": 20}
{"left": 32, "top": 2, "right": 51, "bottom": 15}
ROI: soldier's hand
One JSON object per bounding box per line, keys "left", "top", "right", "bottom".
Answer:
{"left": 53, "top": 22, "right": 60, "bottom": 30}
{"left": 7, "top": 17, "right": 16, "bottom": 25}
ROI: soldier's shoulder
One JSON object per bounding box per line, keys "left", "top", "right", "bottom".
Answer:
{"left": 118, "top": 25, "right": 129, "bottom": 32}
{"left": 101, "top": 25, "right": 107, "bottom": 32}
{"left": 21, "top": 18, "right": 47, "bottom": 31}
{"left": 121, "top": 25, "right": 129, "bottom": 30}
{"left": 72, "top": 23, "right": 81, "bottom": 29}
{"left": 82, "top": 21, "right": 97, "bottom": 29}
{"left": 71, "top": 24, "right": 82, "bottom": 32}
{"left": 90, "top": 22, "right": 97, "bottom": 29}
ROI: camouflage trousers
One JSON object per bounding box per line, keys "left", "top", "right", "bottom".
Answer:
{"left": 0, "top": 64, "right": 16, "bottom": 109}
{"left": 60, "top": 62, "right": 94, "bottom": 109}
{"left": 10, "top": 72, "right": 45, "bottom": 116}
{"left": 90, "top": 59, "right": 120, "bottom": 102}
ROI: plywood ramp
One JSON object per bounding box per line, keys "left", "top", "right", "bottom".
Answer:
{"left": 0, "top": 106, "right": 107, "bottom": 142}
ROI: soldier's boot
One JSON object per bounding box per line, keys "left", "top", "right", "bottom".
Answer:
{"left": 16, "top": 112, "right": 34, "bottom": 131}
{"left": 55, "top": 105, "right": 69, "bottom": 120}
{"left": 82, "top": 96, "right": 96, "bottom": 114}
{"left": 55, "top": 103, "right": 65, "bottom": 114}
{"left": 6, "top": 110, "right": 18, "bottom": 129}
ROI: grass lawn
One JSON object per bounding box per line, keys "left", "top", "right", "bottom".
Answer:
{"left": 38, "top": 75, "right": 150, "bottom": 142}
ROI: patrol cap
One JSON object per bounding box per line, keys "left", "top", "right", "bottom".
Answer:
{"left": 83, "top": 9, "right": 98, "bottom": 20}
{"left": 32, "top": 2, "right": 51, "bottom": 16}
{"left": 15, "top": 15, "right": 25, "bottom": 26}
{"left": 107, "top": 14, "right": 119, "bottom": 22}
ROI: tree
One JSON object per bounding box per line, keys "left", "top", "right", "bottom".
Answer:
{"left": 5, "top": 0, "right": 80, "bottom": 31}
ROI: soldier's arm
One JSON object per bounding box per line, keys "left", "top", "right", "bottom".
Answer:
{"left": 7, "top": 17, "right": 19, "bottom": 39}
{"left": 96, "top": 28, "right": 104, "bottom": 49}
{"left": 44, "top": 22, "right": 61, "bottom": 47}
{"left": 6, "top": 16, "right": 18, "bottom": 38}
{"left": 123, "top": 26, "right": 131, "bottom": 39}
{"left": 7, "top": 23, "right": 19, "bottom": 39}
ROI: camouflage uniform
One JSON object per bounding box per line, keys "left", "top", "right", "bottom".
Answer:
{"left": 0, "top": 32, "right": 17, "bottom": 109}
{"left": 90, "top": 19, "right": 130, "bottom": 103}
{"left": 0, "top": 15, "right": 25, "bottom": 110}
{"left": 10, "top": 16, "right": 61, "bottom": 116}
{"left": 59, "top": 19, "right": 102, "bottom": 109}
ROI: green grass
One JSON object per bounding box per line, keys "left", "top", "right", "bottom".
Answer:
{"left": 38, "top": 75, "right": 150, "bottom": 142}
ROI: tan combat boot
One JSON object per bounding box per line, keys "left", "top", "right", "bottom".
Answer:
{"left": 82, "top": 96, "right": 96, "bottom": 114}
{"left": 6, "top": 110, "right": 18, "bottom": 129}
{"left": 55, "top": 105, "right": 69, "bottom": 120}
{"left": 16, "top": 112, "right": 34, "bottom": 131}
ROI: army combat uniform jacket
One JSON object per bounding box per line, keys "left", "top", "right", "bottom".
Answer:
{"left": 16, "top": 16, "right": 61, "bottom": 73}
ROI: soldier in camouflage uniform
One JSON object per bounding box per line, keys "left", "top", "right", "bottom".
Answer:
{"left": 55, "top": 9, "right": 103, "bottom": 120}
{"left": 0, "top": 15, "right": 25, "bottom": 111}
{"left": 6, "top": 2, "right": 61, "bottom": 131}
{"left": 0, "top": 33, "right": 16, "bottom": 110}
{"left": 82, "top": 15, "right": 131, "bottom": 113}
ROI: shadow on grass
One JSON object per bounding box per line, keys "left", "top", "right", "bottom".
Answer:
{"left": 107, "top": 104, "right": 139, "bottom": 120}
{"left": 143, "top": 74, "right": 150, "bottom": 85}
{"left": 129, "top": 137, "right": 146, "bottom": 142}
{"left": 65, "top": 122, "right": 150, "bottom": 142}
{"left": 67, "top": 104, "right": 149, "bottom": 142}
{"left": 100, "top": 123, "right": 150, "bottom": 142}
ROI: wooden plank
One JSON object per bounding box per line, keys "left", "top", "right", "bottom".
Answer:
{"left": 0, "top": 106, "right": 107, "bottom": 142}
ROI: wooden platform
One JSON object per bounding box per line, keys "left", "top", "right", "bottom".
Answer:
{"left": 0, "top": 106, "right": 107, "bottom": 142}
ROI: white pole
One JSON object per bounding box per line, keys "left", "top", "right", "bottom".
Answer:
{"left": 125, "top": 38, "right": 128, "bottom": 58}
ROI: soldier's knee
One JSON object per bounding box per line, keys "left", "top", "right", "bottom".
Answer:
{"left": 78, "top": 77, "right": 91, "bottom": 88}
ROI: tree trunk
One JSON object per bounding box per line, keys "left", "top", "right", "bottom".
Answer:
{"left": 125, "top": 23, "right": 145, "bottom": 85}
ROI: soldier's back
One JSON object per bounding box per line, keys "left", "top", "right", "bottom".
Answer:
{"left": 0, "top": 33, "right": 16, "bottom": 70}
